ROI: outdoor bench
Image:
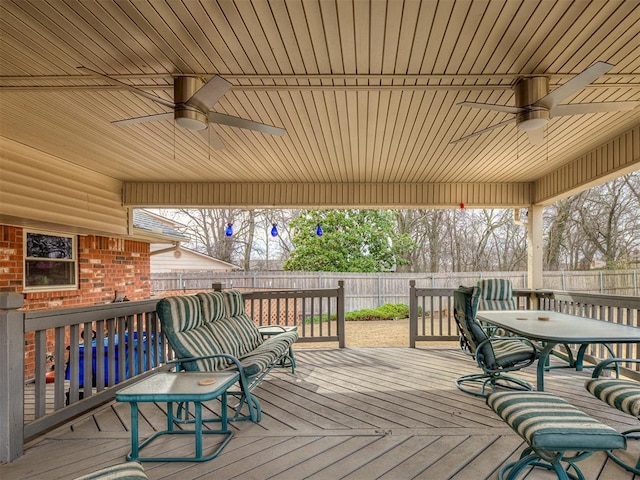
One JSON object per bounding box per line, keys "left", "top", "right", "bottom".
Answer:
{"left": 487, "top": 390, "right": 625, "bottom": 480}
{"left": 156, "top": 289, "right": 298, "bottom": 422}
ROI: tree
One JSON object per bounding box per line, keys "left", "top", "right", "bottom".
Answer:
{"left": 155, "top": 208, "right": 253, "bottom": 267}
{"left": 394, "top": 209, "right": 447, "bottom": 272}
{"left": 283, "top": 210, "right": 413, "bottom": 272}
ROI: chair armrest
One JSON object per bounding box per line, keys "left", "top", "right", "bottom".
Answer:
{"left": 592, "top": 358, "right": 640, "bottom": 378}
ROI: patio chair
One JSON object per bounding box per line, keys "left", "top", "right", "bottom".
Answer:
{"left": 475, "top": 278, "right": 582, "bottom": 370}
{"left": 585, "top": 358, "right": 640, "bottom": 475}
{"left": 453, "top": 286, "right": 538, "bottom": 397}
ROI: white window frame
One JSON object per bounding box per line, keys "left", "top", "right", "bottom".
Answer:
{"left": 23, "top": 230, "right": 78, "bottom": 292}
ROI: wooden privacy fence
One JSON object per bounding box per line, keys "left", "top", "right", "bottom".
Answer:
{"left": 152, "top": 269, "right": 640, "bottom": 311}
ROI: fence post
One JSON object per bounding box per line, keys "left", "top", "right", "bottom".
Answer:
{"left": 337, "top": 281, "right": 346, "bottom": 348}
{"left": 0, "top": 292, "right": 25, "bottom": 463}
{"left": 409, "top": 280, "right": 417, "bottom": 348}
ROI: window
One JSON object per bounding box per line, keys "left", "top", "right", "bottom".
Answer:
{"left": 24, "top": 231, "right": 78, "bottom": 291}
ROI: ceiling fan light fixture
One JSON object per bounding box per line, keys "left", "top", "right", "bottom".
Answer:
{"left": 518, "top": 117, "right": 548, "bottom": 131}
{"left": 175, "top": 108, "right": 208, "bottom": 130}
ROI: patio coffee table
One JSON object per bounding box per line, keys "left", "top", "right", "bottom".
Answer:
{"left": 116, "top": 371, "right": 239, "bottom": 462}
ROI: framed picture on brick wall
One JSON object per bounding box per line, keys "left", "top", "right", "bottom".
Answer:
{"left": 24, "top": 230, "right": 78, "bottom": 291}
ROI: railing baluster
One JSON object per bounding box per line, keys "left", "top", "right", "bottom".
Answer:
{"left": 34, "top": 330, "right": 47, "bottom": 419}
{"left": 54, "top": 327, "right": 65, "bottom": 410}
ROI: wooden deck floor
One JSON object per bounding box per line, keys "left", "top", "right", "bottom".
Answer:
{"left": 3, "top": 347, "right": 639, "bottom": 480}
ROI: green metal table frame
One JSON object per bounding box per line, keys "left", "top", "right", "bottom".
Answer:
{"left": 116, "top": 371, "right": 239, "bottom": 462}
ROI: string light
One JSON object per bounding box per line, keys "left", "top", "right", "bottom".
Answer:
{"left": 225, "top": 223, "right": 233, "bottom": 237}
{"left": 316, "top": 224, "right": 323, "bottom": 236}
{"left": 270, "top": 223, "right": 278, "bottom": 237}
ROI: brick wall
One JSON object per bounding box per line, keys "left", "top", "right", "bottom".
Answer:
{"left": 0, "top": 225, "right": 150, "bottom": 310}
{"left": 1, "top": 224, "right": 151, "bottom": 379}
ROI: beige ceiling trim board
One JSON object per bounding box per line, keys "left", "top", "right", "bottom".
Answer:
{"left": 534, "top": 125, "right": 640, "bottom": 204}
{"left": 123, "top": 182, "right": 533, "bottom": 209}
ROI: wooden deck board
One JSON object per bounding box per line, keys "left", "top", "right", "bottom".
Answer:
{"left": 5, "top": 347, "right": 639, "bottom": 480}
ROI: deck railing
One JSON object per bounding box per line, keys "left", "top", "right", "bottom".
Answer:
{"left": 0, "top": 284, "right": 345, "bottom": 462}
{"left": 538, "top": 290, "right": 640, "bottom": 364}
{"left": 409, "top": 281, "right": 640, "bottom": 373}
{"left": 2, "top": 282, "right": 638, "bottom": 462}
{"left": 242, "top": 282, "right": 345, "bottom": 347}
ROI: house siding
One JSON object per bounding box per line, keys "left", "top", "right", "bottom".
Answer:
{"left": 0, "top": 138, "right": 128, "bottom": 236}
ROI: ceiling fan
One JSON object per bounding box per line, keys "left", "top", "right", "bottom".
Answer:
{"left": 452, "top": 61, "right": 639, "bottom": 145}
{"left": 78, "top": 67, "right": 285, "bottom": 149}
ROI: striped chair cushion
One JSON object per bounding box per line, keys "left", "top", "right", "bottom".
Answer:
{"left": 156, "top": 295, "right": 203, "bottom": 333}
{"left": 72, "top": 462, "right": 147, "bottom": 479}
{"left": 197, "top": 291, "right": 226, "bottom": 323}
{"left": 585, "top": 378, "right": 640, "bottom": 418}
{"left": 492, "top": 341, "right": 537, "bottom": 369}
{"left": 478, "top": 278, "right": 514, "bottom": 300}
{"left": 477, "top": 278, "right": 517, "bottom": 311}
{"left": 478, "top": 298, "right": 517, "bottom": 310}
{"left": 227, "top": 313, "right": 264, "bottom": 354}
{"left": 487, "top": 391, "right": 625, "bottom": 451}
{"left": 198, "top": 291, "right": 263, "bottom": 357}
{"left": 252, "top": 331, "right": 299, "bottom": 358}
{"left": 157, "top": 296, "right": 230, "bottom": 371}
{"left": 224, "top": 289, "right": 247, "bottom": 316}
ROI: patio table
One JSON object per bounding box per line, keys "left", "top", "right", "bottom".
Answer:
{"left": 116, "top": 371, "right": 238, "bottom": 462}
{"left": 475, "top": 310, "right": 640, "bottom": 391}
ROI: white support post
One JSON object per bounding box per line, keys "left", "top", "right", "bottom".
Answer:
{"left": 527, "top": 205, "right": 544, "bottom": 308}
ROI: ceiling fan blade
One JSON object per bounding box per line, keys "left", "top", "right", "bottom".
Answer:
{"left": 112, "top": 112, "right": 173, "bottom": 126}
{"left": 187, "top": 75, "right": 232, "bottom": 111}
{"left": 457, "top": 101, "right": 524, "bottom": 114}
{"left": 535, "top": 61, "right": 614, "bottom": 110}
{"left": 198, "top": 127, "right": 225, "bottom": 150}
{"left": 551, "top": 101, "right": 640, "bottom": 117}
{"left": 208, "top": 112, "right": 286, "bottom": 136}
{"left": 450, "top": 118, "right": 517, "bottom": 144}
{"left": 78, "top": 67, "right": 175, "bottom": 109}
{"left": 526, "top": 128, "right": 545, "bottom": 145}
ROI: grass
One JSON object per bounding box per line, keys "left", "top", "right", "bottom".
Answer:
{"left": 304, "top": 303, "right": 426, "bottom": 324}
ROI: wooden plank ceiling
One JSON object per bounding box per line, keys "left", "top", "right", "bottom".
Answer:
{"left": 1, "top": 0, "right": 639, "bottom": 203}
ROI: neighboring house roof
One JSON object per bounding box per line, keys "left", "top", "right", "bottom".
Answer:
{"left": 132, "top": 210, "right": 190, "bottom": 243}
{"left": 151, "top": 244, "right": 240, "bottom": 272}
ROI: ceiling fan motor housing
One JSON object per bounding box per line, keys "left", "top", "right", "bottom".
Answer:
{"left": 174, "top": 76, "right": 208, "bottom": 130}
{"left": 514, "top": 76, "right": 550, "bottom": 131}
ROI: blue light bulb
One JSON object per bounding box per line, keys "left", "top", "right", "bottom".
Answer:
{"left": 271, "top": 224, "right": 278, "bottom": 237}
{"left": 316, "top": 224, "right": 323, "bottom": 236}
{"left": 225, "top": 223, "right": 233, "bottom": 237}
